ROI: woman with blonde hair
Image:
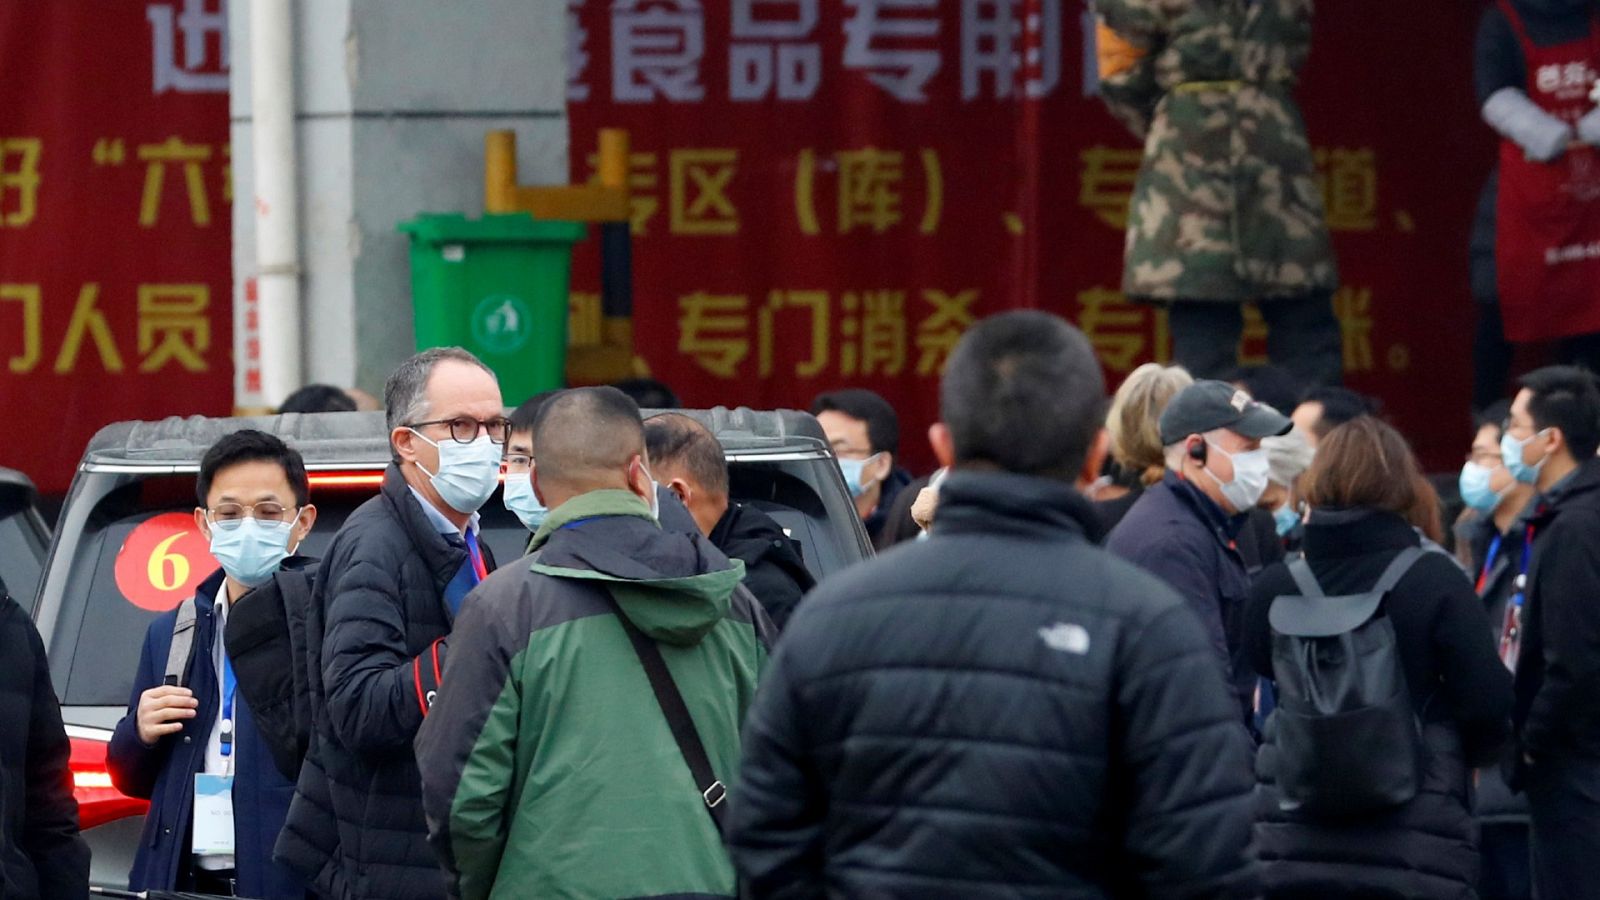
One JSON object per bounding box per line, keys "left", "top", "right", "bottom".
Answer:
{"left": 1093, "top": 363, "right": 1193, "bottom": 531}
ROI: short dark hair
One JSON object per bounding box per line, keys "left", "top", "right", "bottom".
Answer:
{"left": 1227, "top": 365, "right": 1302, "bottom": 419}
{"left": 940, "top": 311, "right": 1106, "bottom": 480}
{"left": 644, "top": 414, "right": 729, "bottom": 496}
{"left": 197, "top": 429, "right": 310, "bottom": 507}
{"left": 509, "top": 390, "right": 563, "bottom": 436}
{"left": 1474, "top": 399, "right": 1512, "bottom": 437}
{"left": 1299, "top": 386, "right": 1381, "bottom": 438}
{"left": 532, "top": 387, "right": 645, "bottom": 485}
{"left": 611, "top": 378, "right": 680, "bottom": 410}
{"left": 810, "top": 388, "right": 900, "bottom": 457}
{"left": 1520, "top": 365, "right": 1600, "bottom": 459}
{"left": 278, "top": 384, "right": 357, "bottom": 414}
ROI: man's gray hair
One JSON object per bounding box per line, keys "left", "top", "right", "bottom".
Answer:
{"left": 1263, "top": 428, "right": 1315, "bottom": 488}
{"left": 384, "top": 346, "right": 495, "bottom": 434}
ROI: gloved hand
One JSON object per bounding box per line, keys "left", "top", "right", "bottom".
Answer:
{"left": 1579, "top": 106, "right": 1600, "bottom": 147}
{"left": 1483, "top": 87, "right": 1575, "bottom": 162}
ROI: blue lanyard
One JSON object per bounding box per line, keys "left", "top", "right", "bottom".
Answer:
{"left": 220, "top": 652, "right": 237, "bottom": 758}
{"left": 1477, "top": 534, "right": 1504, "bottom": 595}
{"left": 1511, "top": 525, "right": 1535, "bottom": 610}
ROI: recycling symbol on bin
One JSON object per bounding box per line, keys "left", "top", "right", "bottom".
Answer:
{"left": 471, "top": 294, "right": 534, "bottom": 355}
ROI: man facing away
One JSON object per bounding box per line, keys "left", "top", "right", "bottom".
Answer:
{"left": 645, "top": 413, "right": 816, "bottom": 631}
{"left": 729, "top": 311, "right": 1258, "bottom": 898}
{"left": 416, "top": 387, "right": 773, "bottom": 900}
{"left": 276, "top": 347, "right": 503, "bottom": 900}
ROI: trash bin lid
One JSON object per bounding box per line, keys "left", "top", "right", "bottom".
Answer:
{"left": 397, "top": 213, "right": 586, "bottom": 244}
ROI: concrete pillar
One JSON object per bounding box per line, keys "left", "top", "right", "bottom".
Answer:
{"left": 230, "top": 0, "right": 568, "bottom": 406}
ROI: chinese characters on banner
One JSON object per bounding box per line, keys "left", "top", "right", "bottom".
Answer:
{"left": 0, "top": 0, "right": 233, "bottom": 492}
{"left": 566, "top": 0, "right": 1490, "bottom": 472}
{"left": 1, "top": 1, "right": 1491, "bottom": 491}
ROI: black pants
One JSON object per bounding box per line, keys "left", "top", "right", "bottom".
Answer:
{"left": 1480, "top": 822, "right": 1533, "bottom": 900}
{"left": 1167, "top": 294, "right": 1343, "bottom": 388}
{"left": 1475, "top": 299, "right": 1600, "bottom": 412}
{"left": 1526, "top": 753, "right": 1600, "bottom": 900}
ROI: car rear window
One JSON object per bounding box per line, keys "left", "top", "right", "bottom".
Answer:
{"left": 0, "top": 500, "right": 46, "bottom": 608}
{"left": 50, "top": 473, "right": 533, "bottom": 708}
{"left": 48, "top": 455, "right": 864, "bottom": 710}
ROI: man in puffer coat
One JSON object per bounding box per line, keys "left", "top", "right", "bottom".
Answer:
{"left": 729, "top": 312, "right": 1258, "bottom": 898}
{"left": 1094, "top": 0, "right": 1341, "bottom": 387}
{"left": 416, "top": 387, "right": 772, "bottom": 900}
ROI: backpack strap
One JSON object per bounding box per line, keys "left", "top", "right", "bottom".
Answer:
{"left": 163, "top": 597, "right": 198, "bottom": 687}
{"left": 1372, "top": 546, "right": 1428, "bottom": 596}
{"left": 1286, "top": 556, "right": 1324, "bottom": 598}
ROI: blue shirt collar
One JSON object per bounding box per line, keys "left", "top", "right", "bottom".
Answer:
{"left": 408, "top": 485, "right": 481, "bottom": 538}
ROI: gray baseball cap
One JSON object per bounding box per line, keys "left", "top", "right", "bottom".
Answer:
{"left": 1158, "top": 380, "right": 1293, "bottom": 445}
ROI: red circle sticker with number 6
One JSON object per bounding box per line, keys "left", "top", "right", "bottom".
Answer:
{"left": 114, "top": 512, "right": 220, "bottom": 612}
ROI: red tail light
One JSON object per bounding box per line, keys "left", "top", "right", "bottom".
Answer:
{"left": 69, "top": 735, "right": 148, "bottom": 829}
{"left": 307, "top": 472, "right": 385, "bottom": 488}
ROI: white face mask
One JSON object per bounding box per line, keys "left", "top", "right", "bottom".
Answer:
{"left": 1205, "top": 442, "right": 1271, "bottom": 513}
{"left": 411, "top": 431, "right": 503, "bottom": 514}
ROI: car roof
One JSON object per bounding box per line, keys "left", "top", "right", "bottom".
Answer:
{"left": 80, "top": 407, "right": 830, "bottom": 469}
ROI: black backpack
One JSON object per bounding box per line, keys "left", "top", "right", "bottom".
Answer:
{"left": 1269, "top": 547, "right": 1426, "bottom": 817}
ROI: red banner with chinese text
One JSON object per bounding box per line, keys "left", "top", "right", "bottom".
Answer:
{"left": 566, "top": 0, "right": 1492, "bottom": 474}
{"left": 0, "top": 1, "right": 232, "bottom": 494}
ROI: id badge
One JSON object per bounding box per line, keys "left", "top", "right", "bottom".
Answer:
{"left": 192, "top": 773, "right": 235, "bottom": 857}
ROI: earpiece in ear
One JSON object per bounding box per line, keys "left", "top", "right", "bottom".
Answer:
{"left": 1188, "top": 441, "right": 1208, "bottom": 463}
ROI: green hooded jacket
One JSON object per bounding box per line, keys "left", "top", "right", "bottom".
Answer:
{"left": 414, "top": 491, "right": 773, "bottom": 900}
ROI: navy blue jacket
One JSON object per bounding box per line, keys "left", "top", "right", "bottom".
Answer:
{"left": 107, "top": 569, "right": 305, "bottom": 899}
{"left": 1106, "top": 472, "right": 1255, "bottom": 722}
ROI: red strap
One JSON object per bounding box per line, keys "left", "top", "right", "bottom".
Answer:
{"left": 1499, "top": 0, "right": 1537, "bottom": 59}
{"left": 431, "top": 638, "right": 443, "bottom": 687}
{"left": 412, "top": 660, "right": 428, "bottom": 716}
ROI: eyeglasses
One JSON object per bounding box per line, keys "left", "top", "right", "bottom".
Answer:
{"left": 501, "top": 454, "right": 533, "bottom": 474}
{"left": 207, "top": 502, "right": 298, "bottom": 530}
{"left": 1467, "top": 449, "right": 1503, "bottom": 467}
{"left": 409, "top": 416, "right": 511, "bottom": 444}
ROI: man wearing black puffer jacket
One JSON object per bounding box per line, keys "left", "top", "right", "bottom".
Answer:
{"left": 729, "top": 312, "right": 1258, "bottom": 899}
{"left": 0, "top": 582, "right": 89, "bottom": 900}
{"left": 277, "top": 348, "right": 501, "bottom": 900}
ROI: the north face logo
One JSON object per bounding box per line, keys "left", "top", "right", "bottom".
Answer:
{"left": 1039, "top": 622, "right": 1091, "bottom": 655}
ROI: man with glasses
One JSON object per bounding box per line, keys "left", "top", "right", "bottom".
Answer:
{"left": 108, "top": 429, "right": 318, "bottom": 898}
{"left": 810, "top": 388, "right": 914, "bottom": 550}
{"left": 1502, "top": 366, "right": 1600, "bottom": 898}
{"left": 277, "top": 347, "right": 503, "bottom": 900}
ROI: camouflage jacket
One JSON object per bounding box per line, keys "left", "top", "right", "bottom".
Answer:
{"left": 1095, "top": 0, "right": 1338, "bottom": 303}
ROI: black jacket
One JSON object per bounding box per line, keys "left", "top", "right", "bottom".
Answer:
{"left": 728, "top": 471, "right": 1259, "bottom": 899}
{"left": 1515, "top": 459, "right": 1600, "bottom": 764}
{"left": 708, "top": 501, "right": 815, "bottom": 631}
{"left": 1106, "top": 472, "right": 1257, "bottom": 722}
{"left": 865, "top": 466, "right": 915, "bottom": 551}
{"left": 1244, "top": 510, "right": 1513, "bottom": 898}
{"left": 276, "top": 466, "right": 496, "bottom": 900}
{"left": 0, "top": 593, "right": 88, "bottom": 900}
{"left": 226, "top": 559, "right": 318, "bottom": 783}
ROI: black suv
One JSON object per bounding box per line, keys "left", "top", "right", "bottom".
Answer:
{"left": 33, "top": 408, "right": 869, "bottom": 888}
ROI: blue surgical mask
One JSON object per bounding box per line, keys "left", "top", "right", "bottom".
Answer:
{"left": 412, "top": 431, "right": 503, "bottom": 513}
{"left": 1501, "top": 429, "right": 1550, "bottom": 486}
{"left": 502, "top": 475, "right": 547, "bottom": 532}
{"left": 209, "top": 514, "right": 297, "bottom": 587}
{"left": 1458, "top": 461, "right": 1508, "bottom": 513}
{"left": 837, "top": 453, "right": 882, "bottom": 499}
{"left": 1272, "top": 503, "right": 1302, "bottom": 538}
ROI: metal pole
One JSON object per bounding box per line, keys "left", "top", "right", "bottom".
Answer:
{"left": 249, "top": 0, "right": 302, "bottom": 407}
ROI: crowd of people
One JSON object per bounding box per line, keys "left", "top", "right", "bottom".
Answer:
{"left": 2, "top": 315, "right": 1600, "bottom": 899}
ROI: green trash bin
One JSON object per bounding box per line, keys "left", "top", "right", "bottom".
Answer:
{"left": 398, "top": 213, "right": 586, "bottom": 405}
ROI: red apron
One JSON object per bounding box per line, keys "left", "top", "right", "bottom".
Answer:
{"left": 1495, "top": 0, "right": 1600, "bottom": 342}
